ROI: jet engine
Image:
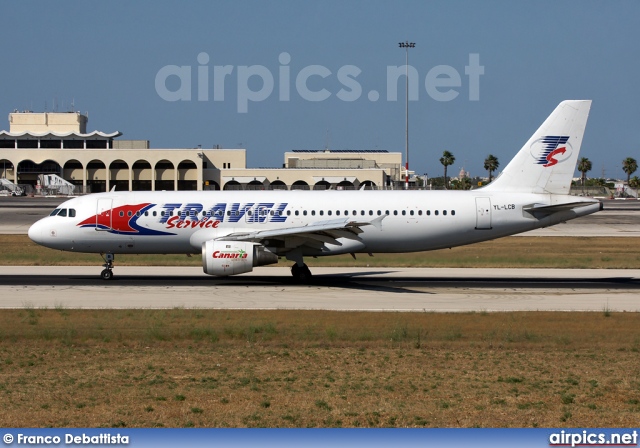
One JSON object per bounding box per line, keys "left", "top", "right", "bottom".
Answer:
{"left": 202, "top": 240, "right": 278, "bottom": 276}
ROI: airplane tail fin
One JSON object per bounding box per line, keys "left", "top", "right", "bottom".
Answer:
{"left": 483, "top": 100, "right": 592, "bottom": 195}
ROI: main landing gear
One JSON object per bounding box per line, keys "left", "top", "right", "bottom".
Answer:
{"left": 291, "top": 263, "right": 312, "bottom": 282}
{"left": 287, "top": 250, "right": 312, "bottom": 282}
{"left": 101, "top": 253, "right": 115, "bottom": 280}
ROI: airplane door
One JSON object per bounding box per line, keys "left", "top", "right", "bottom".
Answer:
{"left": 475, "top": 197, "right": 492, "bottom": 230}
{"left": 96, "top": 198, "right": 113, "bottom": 231}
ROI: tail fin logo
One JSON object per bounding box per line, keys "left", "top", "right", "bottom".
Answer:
{"left": 530, "top": 136, "right": 572, "bottom": 167}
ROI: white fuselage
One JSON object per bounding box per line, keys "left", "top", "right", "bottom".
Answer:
{"left": 28, "top": 189, "right": 600, "bottom": 257}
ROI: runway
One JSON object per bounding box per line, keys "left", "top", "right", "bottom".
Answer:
{"left": 1, "top": 266, "right": 639, "bottom": 312}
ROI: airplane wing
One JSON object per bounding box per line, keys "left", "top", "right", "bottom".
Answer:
{"left": 217, "top": 215, "right": 385, "bottom": 247}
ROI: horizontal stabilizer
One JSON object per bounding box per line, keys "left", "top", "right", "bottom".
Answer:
{"left": 523, "top": 200, "right": 603, "bottom": 216}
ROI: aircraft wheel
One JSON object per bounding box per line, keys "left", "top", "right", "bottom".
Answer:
{"left": 291, "top": 263, "right": 312, "bottom": 282}
{"left": 101, "top": 269, "right": 114, "bottom": 281}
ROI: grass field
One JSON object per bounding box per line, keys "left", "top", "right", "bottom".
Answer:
{"left": 0, "top": 309, "right": 639, "bottom": 427}
{"left": 2, "top": 235, "right": 640, "bottom": 269}
{"left": 1, "top": 235, "right": 639, "bottom": 427}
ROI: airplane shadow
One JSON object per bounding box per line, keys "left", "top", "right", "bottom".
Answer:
{"left": 1, "top": 273, "right": 639, "bottom": 295}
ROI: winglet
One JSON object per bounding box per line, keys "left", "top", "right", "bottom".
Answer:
{"left": 349, "top": 214, "right": 386, "bottom": 230}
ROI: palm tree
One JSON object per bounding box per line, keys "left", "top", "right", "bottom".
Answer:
{"left": 622, "top": 157, "right": 638, "bottom": 186}
{"left": 439, "top": 150, "right": 455, "bottom": 189}
{"left": 577, "top": 157, "right": 592, "bottom": 188}
{"left": 483, "top": 154, "right": 499, "bottom": 183}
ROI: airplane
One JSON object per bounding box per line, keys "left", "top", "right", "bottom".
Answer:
{"left": 28, "top": 100, "right": 602, "bottom": 282}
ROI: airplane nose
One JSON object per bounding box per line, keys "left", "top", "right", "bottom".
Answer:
{"left": 28, "top": 219, "right": 45, "bottom": 245}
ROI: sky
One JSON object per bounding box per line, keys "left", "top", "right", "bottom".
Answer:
{"left": 2, "top": 0, "right": 639, "bottom": 179}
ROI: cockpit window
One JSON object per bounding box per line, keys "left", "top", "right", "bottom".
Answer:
{"left": 50, "top": 208, "right": 76, "bottom": 217}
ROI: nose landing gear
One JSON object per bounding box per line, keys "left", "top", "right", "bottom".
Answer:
{"left": 101, "top": 253, "right": 115, "bottom": 280}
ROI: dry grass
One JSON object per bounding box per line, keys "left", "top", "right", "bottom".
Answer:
{"left": 2, "top": 235, "right": 640, "bottom": 268}
{"left": 1, "top": 309, "right": 639, "bottom": 427}
{"left": 2, "top": 235, "right": 639, "bottom": 427}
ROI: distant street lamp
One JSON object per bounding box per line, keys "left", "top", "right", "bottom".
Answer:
{"left": 398, "top": 41, "right": 415, "bottom": 190}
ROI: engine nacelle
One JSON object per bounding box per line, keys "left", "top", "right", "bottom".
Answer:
{"left": 202, "top": 240, "right": 278, "bottom": 276}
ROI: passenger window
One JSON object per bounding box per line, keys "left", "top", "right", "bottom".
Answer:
{"left": 136, "top": 211, "right": 141, "bottom": 217}
{"left": 49, "top": 209, "right": 60, "bottom": 216}
{"left": 226, "top": 211, "right": 231, "bottom": 216}
{"left": 248, "top": 211, "right": 253, "bottom": 216}
{"left": 360, "top": 210, "right": 365, "bottom": 216}
{"left": 377, "top": 210, "right": 381, "bottom": 216}
{"left": 327, "top": 210, "right": 332, "bottom": 216}
{"left": 385, "top": 210, "right": 390, "bottom": 215}
{"left": 144, "top": 211, "right": 148, "bottom": 216}
{"left": 451, "top": 210, "right": 456, "bottom": 216}
{"left": 69, "top": 209, "right": 76, "bottom": 218}
{"left": 435, "top": 210, "right": 439, "bottom": 216}
{"left": 369, "top": 210, "right": 373, "bottom": 216}
{"left": 393, "top": 210, "right": 398, "bottom": 216}
{"left": 352, "top": 210, "right": 357, "bottom": 216}
{"left": 402, "top": 210, "right": 406, "bottom": 216}
{"left": 410, "top": 210, "right": 414, "bottom": 216}
{"left": 295, "top": 211, "right": 299, "bottom": 216}
{"left": 160, "top": 211, "right": 165, "bottom": 217}
{"left": 427, "top": 210, "right": 431, "bottom": 216}
{"left": 153, "top": 211, "right": 157, "bottom": 217}
{"left": 443, "top": 210, "right": 447, "bottom": 216}
{"left": 311, "top": 211, "right": 315, "bottom": 216}
{"left": 418, "top": 210, "right": 422, "bottom": 216}
{"left": 127, "top": 211, "right": 133, "bottom": 217}
{"left": 287, "top": 210, "right": 291, "bottom": 216}
{"left": 320, "top": 211, "right": 324, "bottom": 216}
{"left": 119, "top": 211, "right": 124, "bottom": 217}
{"left": 336, "top": 210, "right": 340, "bottom": 216}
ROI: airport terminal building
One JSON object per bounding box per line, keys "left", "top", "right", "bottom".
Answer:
{"left": 0, "top": 111, "right": 404, "bottom": 195}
